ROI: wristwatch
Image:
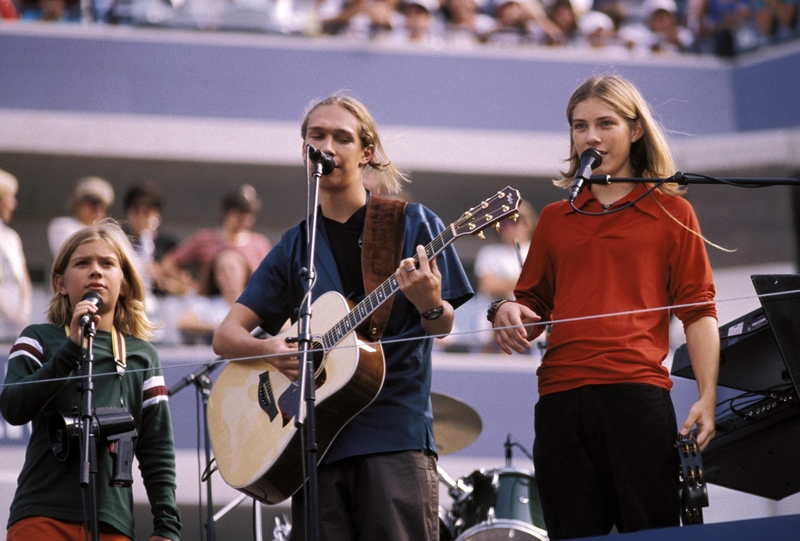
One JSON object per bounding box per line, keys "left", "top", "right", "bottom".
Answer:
{"left": 420, "top": 305, "right": 445, "bottom": 320}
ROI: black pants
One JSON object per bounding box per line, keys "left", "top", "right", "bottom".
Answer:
{"left": 533, "top": 384, "right": 680, "bottom": 540}
{"left": 290, "top": 450, "right": 439, "bottom": 541}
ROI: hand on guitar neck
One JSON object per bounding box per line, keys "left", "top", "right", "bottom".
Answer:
{"left": 396, "top": 245, "right": 454, "bottom": 337}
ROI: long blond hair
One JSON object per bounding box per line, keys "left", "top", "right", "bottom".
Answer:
{"left": 301, "top": 95, "right": 409, "bottom": 195}
{"left": 556, "top": 75, "right": 685, "bottom": 197}
{"left": 48, "top": 219, "right": 156, "bottom": 340}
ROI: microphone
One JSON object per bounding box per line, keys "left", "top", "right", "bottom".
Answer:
{"left": 306, "top": 145, "right": 335, "bottom": 175}
{"left": 568, "top": 148, "right": 603, "bottom": 203}
{"left": 78, "top": 291, "right": 103, "bottom": 329}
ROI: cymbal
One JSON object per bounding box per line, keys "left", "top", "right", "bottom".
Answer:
{"left": 430, "top": 392, "right": 482, "bottom": 455}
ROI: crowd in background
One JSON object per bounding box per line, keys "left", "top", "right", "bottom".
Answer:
{"left": 0, "top": 171, "right": 273, "bottom": 347}
{"left": 0, "top": 0, "right": 798, "bottom": 57}
{"left": 0, "top": 168, "right": 539, "bottom": 352}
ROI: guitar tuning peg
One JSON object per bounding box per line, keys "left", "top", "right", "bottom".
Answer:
{"left": 477, "top": 231, "right": 486, "bottom": 241}
{"left": 512, "top": 212, "right": 520, "bottom": 223}
{"left": 495, "top": 222, "right": 501, "bottom": 233}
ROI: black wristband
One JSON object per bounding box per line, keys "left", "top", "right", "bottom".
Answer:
{"left": 486, "top": 299, "right": 511, "bottom": 326}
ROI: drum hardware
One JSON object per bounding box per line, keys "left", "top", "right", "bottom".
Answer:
{"left": 439, "top": 505, "right": 457, "bottom": 541}
{"left": 271, "top": 514, "right": 291, "bottom": 541}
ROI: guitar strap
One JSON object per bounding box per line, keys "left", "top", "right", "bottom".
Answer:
{"left": 361, "top": 195, "right": 407, "bottom": 341}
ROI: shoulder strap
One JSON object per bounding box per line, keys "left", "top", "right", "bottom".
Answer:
{"left": 361, "top": 196, "right": 407, "bottom": 341}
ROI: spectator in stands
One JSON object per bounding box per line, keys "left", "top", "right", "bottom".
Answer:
{"left": 644, "top": 0, "right": 695, "bottom": 51}
{"left": 482, "top": 0, "right": 563, "bottom": 44}
{"left": 475, "top": 199, "right": 538, "bottom": 302}
{"left": 575, "top": 9, "right": 627, "bottom": 50}
{"left": 482, "top": 0, "right": 539, "bottom": 43}
{"left": 323, "top": 0, "right": 400, "bottom": 39}
{"left": 122, "top": 181, "right": 181, "bottom": 297}
{"left": 177, "top": 249, "right": 252, "bottom": 344}
{"left": 592, "top": 0, "right": 644, "bottom": 28}
{"left": 320, "top": 0, "right": 373, "bottom": 36}
{"left": 618, "top": 0, "right": 695, "bottom": 53}
{"left": 545, "top": 0, "right": 580, "bottom": 45}
{"left": 1, "top": 0, "right": 19, "bottom": 18}
{"left": 18, "top": 0, "right": 80, "bottom": 20}
{"left": 441, "top": 0, "right": 496, "bottom": 46}
{"left": 370, "top": 0, "right": 447, "bottom": 45}
{"left": 447, "top": 199, "right": 539, "bottom": 353}
{"left": 753, "top": 0, "right": 798, "bottom": 43}
{"left": 687, "top": 0, "right": 758, "bottom": 55}
{"left": 0, "top": 169, "right": 32, "bottom": 342}
{"left": 48, "top": 176, "right": 115, "bottom": 258}
{"left": 160, "top": 183, "right": 271, "bottom": 296}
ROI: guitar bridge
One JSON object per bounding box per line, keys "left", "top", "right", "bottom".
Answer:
{"left": 258, "top": 372, "right": 279, "bottom": 422}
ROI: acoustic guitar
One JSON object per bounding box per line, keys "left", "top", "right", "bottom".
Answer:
{"left": 207, "top": 187, "right": 521, "bottom": 504}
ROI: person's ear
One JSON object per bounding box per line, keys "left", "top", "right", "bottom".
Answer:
{"left": 631, "top": 119, "right": 644, "bottom": 143}
{"left": 54, "top": 274, "right": 68, "bottom": 296}
{"left": 360, "top": 144, "right": 375, "bottom": 167}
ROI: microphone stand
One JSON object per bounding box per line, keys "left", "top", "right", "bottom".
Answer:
{"left": 168, "top": 358, "right": 222, "bottom": 541}
{"left": 294, "top": 151, "right": 326, "bottom": 541}
{"left": 585, "top": 172, "right": 800, "bottom": 188}
{"left": 78, "top": 321, "right": 101, "bottom": 541}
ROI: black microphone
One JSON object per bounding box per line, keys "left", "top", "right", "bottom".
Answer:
{"left": 78, "top": 291, "right": 103, "bottom": 329}
{"left": 307, "top": 145, "right": 335, "bottom": 175}
{"left": 568, "top": 148, "right": 603, "bottom": 203}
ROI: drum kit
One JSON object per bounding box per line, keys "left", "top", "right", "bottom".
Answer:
{"left": 431, "top": 392, "right": 549, "bottom": 541}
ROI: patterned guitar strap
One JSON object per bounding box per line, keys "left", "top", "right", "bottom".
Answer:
{"left": 361, "top": 195, "right": 407, "bottom": 342}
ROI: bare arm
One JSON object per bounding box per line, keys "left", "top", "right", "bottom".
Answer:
{"left": 212, "top": 303, "right": 300, "bottom": 381}
{"left": 680, "top": 315, "right": 720, "bottom": 451}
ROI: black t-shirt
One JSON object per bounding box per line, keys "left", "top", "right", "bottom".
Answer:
{"left": 323, "top": 205, "right": 366, "bottom": 300}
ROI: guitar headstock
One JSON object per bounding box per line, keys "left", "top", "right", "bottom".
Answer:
{"left": 452, "top": 187, "right": 522, "bottom": 239}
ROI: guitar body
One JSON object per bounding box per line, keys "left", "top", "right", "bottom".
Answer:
{"left": 207, "top": 291, "right": 385, "bottom": 504}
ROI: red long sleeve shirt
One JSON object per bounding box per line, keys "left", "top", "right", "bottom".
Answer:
{"left": 514, "top": 184, "right": 716, "bottom": 397}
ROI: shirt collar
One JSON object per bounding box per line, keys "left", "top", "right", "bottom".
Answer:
{"left": 563, "top": 182, "right": 662, "bottom": 219}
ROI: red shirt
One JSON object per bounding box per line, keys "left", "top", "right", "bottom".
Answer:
{"left": 168, "top": 228, "right": 271, "bottom": 280}
{"left": 514, "top": 184, "right": 716, "bottom": 397}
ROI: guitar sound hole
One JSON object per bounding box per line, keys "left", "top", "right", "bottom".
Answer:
{"left": 311, "top": 341, "right": 325, "bottom": 373}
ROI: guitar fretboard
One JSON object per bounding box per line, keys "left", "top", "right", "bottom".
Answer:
{"left": 321, "top": 225, "right": 457, "bottom": 350}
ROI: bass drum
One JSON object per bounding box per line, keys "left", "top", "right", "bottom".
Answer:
{"left": 453, "top": 467, "right": 548, "bottom": 541}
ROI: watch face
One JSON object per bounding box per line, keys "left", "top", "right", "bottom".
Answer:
{"left": 422, "top": 307, "right": 444, "bottom": 320}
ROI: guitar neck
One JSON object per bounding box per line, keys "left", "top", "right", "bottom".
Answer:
{"left": 322, "top": 225, "right": 457, "bottom": 349}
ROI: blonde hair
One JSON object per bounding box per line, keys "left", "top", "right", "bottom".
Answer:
{"left": 48, "top": 219, "right": 156, "bottom": 340}
{"left": 556, "top": 75, "right": 685, "bottom": 197}
{"left": 301, "top": 95, "right": 409, "bottom": 195}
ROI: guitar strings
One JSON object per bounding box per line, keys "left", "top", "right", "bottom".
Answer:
{"left": 2, "top": 288, "right": 797, "bottom": 391}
